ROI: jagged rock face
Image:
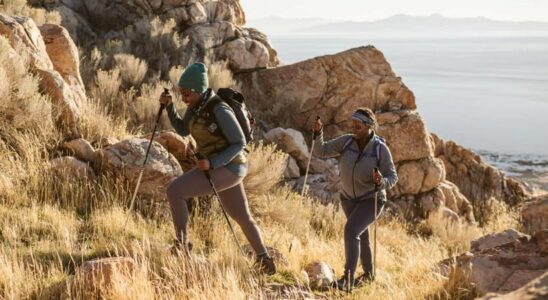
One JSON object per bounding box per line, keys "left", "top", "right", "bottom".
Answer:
{"left": 478, "top": 271, "right": 548, "bottom": 300}
{"left": 448, "top": 230, "right": 548, "bottom": 296}
{"left": 431, "top": 133, "right": 527, "bottom": 208}
{"left": 521, "top": 195, "right": 548, "bottom": 233}
{"left": 237, "top": 46, "right": 476, "bottom": 222}
{"left": 146, "top": 130, "right": 197, "bottom": 172}
{"left": 39, "top": 23, "right": 86, "bottom": 104}
{"left": 94, "top": 138, "right": 183, "bottom": 196}
{"left": 237, "top": 46, "right": 416, "bottom": 136}
{"left": 34, "top": 0, "right": 276, "bottom": 72}
{"left": 0, "top": 13, "right": 84, "bottom": 138}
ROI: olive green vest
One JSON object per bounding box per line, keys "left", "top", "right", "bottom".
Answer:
{"left": 189, "top": 102, "right": 246, "bottom": 165}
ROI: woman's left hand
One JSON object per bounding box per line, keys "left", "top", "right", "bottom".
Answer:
{"left": 197, "top": 159, "right": 211, "bottom": 171}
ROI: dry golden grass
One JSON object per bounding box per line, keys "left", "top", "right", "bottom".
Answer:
{"left": 0, "top": 14, "right": 524, "bottom": 298}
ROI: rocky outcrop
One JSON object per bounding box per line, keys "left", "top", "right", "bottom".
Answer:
{"left": 238, "top": 46, "right": 473, "bottom": 222}
{"left": 94, "top": 138, "right": 183, "bottom": 196}
{"left": 521, "top": 194, "right": 548, "bottom": 233}
{"left": 479, "top": 271, "right": 548, "bottom": 300}
{"left": 147, "top": 130, "right": 197, "bottom": 172}
{"left": 0, "top": 13, "right": 84, "bottom": 138}
{"left": 264, "top": 128, "right": 311, "bottom": 171}
{"left": 304, "top": 261, "right": 335, "bottom": 290}
{"left": 431, "top": 134, "right": 527, "bottom": 208}
{"left": 33, "top": 0, "right": 277, "bottom": 73}
{"left": 447, "top": 229, "right": 548, "bottom": 296}
{"left": 237, "top": 46, "right": 416, "bottom": 136}
{"left": 50, "top": 156, "right": 96, "bottom": 180}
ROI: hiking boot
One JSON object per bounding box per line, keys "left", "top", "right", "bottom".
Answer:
{"left": 333, "top": 270, "right": 354, "bottom": 292}
{"left": 353, "top": 271, "right": 374, "bottom": 287}
{"left": 170, "top": 239, "right": 193, "bottom": 256}
{"left": 254, "top": 253, "right": 276, "bottom": 275}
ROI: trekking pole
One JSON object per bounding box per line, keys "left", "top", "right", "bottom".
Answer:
{"left": 373, "top": 167, "right": 381, "bottom": 279}
{"left": 123, "top": 88, "right": 168, "bottom": 229}
{"left": 301, "top": 116, "right": 321, "bottom": 196}
{"left": 195, "top": 154, "right": 247, "bottom": 258}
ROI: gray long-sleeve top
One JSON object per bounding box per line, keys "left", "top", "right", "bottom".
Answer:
{"left": 165, "top": 93, "right": 247, "bottom": 176}
{"left": 313, "top": 131, "right": 398, "bottom": 200}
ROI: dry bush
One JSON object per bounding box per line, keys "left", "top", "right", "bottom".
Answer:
{"left": 476, "top": 197, "right": 520, "bottom": 232}
{"left": 244, "top": 142, "right": 288, "bottom": 199}
{"left": 130, "top": 81, "right": 172, "bottom": 133}
{"left": 168, "top": 65, "right": 185, "bottom": 87}
{"left": 90, "top": 68, "right": 122, "bottom": 112}
{"left": 424, "top": 210, "right": 482, "bottom": 256}
{"left": 0, "top": 204, "right": 79, "bottom": 251}
{"left": 77, "top": 95, "right": 130, "bottom": 143}
{"left": 114, "top": 53, "right": 148, "bottom": 89}
{"left": 205, "top": 57, "right": 240, "bottom": 91}
{"left": 0, "top": 37, "right": 54, "bottom": 135}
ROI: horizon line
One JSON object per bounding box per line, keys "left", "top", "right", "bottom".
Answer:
{"left": 247, "top": 13, "right": 548, "bottom": 24}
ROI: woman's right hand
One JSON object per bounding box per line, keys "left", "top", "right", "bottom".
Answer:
{"left": 159, "top": 90, "right": 172, "bottom": 105}
{"left": 312, "top": 116, "right": 322, "bottom": 133}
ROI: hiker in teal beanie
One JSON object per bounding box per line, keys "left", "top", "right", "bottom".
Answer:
{"left": 159, "top": 62, "right": 277, "bottom": 275}
{"left": 178, "top": 62, "right": 209, "bottom": 93}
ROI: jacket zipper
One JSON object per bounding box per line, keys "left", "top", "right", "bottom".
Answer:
{"left": 351, "top": 141, "right": 361, "bottom": 199}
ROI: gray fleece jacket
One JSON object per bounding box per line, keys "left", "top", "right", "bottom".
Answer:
{"left": 313, "top": 132, "right": 398, "bottom": 200}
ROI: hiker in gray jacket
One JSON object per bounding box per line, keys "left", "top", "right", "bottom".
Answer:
{"left": 312, "top": 107, "right": 398, "bottom": 290}
{"left": 159, "top": 62, "right": 275, "bottom": 275}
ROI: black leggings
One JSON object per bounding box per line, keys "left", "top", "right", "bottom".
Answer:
{"left": 341, "top": 194, "right": 385, "bottom": 274}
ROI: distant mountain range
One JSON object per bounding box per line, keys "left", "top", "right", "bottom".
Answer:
{"left": 247, "top": 14, "right": 548, "bottom": 34}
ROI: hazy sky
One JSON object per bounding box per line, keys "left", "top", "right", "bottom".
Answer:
{"left": 240, "top": 0, "right": 548, "bottom": 22}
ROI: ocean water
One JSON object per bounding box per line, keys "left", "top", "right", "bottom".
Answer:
{"left": 269, "top": 32, "right": 548, "bottom": 178}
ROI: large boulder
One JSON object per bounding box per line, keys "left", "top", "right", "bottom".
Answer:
{"left": 215, "top": 37, "right": 271, "bottom": 71}
{"left": 304, "top": 261, "right": 335, "bottom": 290}
{"left": 432, "top": 134, "right": 527, "bottom": 207}
{"left": 0, "top": 14, "right": 83, "bottom": 138}
{"left": 479, "top": 270, "right": 548, "bottom": 300}
{"left": 237, "top": 46, "right": 416, "bottom": 136}
{"left": 264, "top": 128, "right": 310, "bottom": 171}
{"left": 447, "top": 230, "right": 548, "bottom": 296}
{"left": 39, "top": 23, "right": 86, "bottom": 104}
{"left": 147, "top": 130, "right": 197, "bottom": 172}
{"left": 377, "top": 110, "right": 434, "bottom": 163}
{"left": 37, "top": 1, "right": 277, "bottom": 73}
{"left": 521, "top": 195, "right": 548, "bottom": 233}
{"left": 416, "top": 180, "right": 475, "bottom": 222}
{"left": 62, "top": 138, "right": 96, "bottom": 162}
{"left": 50, "top": 156, "right": 96, "bottom": 180}
{"left": 392, "top": 157, "right": 445, "bottom": 196}
{"left": 94, "top": 138, "right": 183, "bottom": 196}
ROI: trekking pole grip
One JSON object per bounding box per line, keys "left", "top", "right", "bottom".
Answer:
{"left": 312, "top": 115, "right": 321, "bottom": 139}
{"left": 374, "top": 167, "right": 381, "bottom": 191}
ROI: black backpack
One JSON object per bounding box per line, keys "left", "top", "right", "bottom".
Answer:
{"left": 203, "top": 88, "right": 255, "bottom": 144}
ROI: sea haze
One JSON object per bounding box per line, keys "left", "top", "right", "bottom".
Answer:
{"left": 247, "top": 15, "right": 548, "bottom": 183}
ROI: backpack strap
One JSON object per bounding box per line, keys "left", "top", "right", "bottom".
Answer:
{"left": 342, "top": 136, "right": 357, "bottom": 154}
{"left": 374, "top": 136, "right": 385, "bottom": 167}
{"left": 342, "top": 135, "right": 385, "bottom": 167}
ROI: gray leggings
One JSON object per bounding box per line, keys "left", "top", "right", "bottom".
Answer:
{"left": 341, "top": 195, "right": 385, "bottom": 274}
{"left": 166, "top": 167, "right": 267, "bottom": 255}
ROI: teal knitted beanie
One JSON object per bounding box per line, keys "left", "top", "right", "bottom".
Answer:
{"left": 178, "top": 63, "right": 209, "bottom": 93}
